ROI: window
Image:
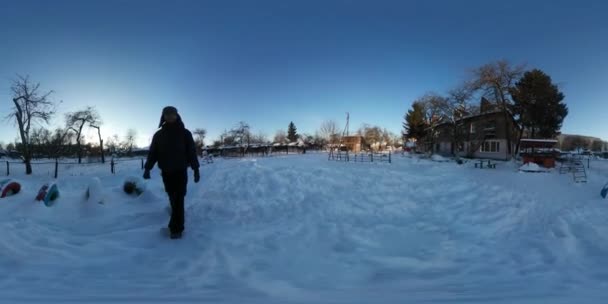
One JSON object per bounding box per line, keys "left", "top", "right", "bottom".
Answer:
{"left": 484, "top": 120, "right": 497, "bottom": 138}
{"left": 480, "top": 141, "right": 500, "bottom": 153}
{"left": 484, "top": 120, "right": 496, "bottom": 130}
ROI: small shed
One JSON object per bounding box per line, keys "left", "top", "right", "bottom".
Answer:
{"left": 519, "top": 139, "right": 559, "bottom": 168}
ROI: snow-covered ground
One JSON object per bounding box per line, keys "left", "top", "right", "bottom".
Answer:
{"left": 2, "top": 154, "right": 608, "bottom": 303}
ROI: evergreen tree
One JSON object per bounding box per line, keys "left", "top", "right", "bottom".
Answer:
{"left": 287, "top": 122, "right": 298, "bottom": 142}
{"left": 510, "top": 69, "right": 568, "bottom": 139}
{"left": 403, "top": 101, "right": 428, "bottom": 141}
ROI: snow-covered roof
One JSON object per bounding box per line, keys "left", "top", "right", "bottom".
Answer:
{"left": 520, "top": 139, "right": 558, "bottom": 143}
{"left": 434, "top": 110, "right": 516, "bottom": 129}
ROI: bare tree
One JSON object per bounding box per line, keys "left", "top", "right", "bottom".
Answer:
{"left": 591, "top": 139, "right": 603, "bottom": 152}
{"left": 219, "top": 129, "right": 236, "bottom": 146}
{"left": 65, "top": 106, "right": 101, "bottom": 163}
{"left": 250, "top": 131, "right": 269, "bottom": 145}
{"left": 439, "top": 84, "right": 475, "bottom": 157}
{"left": 274, "top": 130, "right": 287, "bottom": 144}
{"left": 7, "top": 75, "right": 57, "bottom": 174}
{"left": 319, "top": 120, "right": 338, "bottom": 142}
{"left": 193, "top": 128, "right": 207, "bottom": 154}
{"left": 312, "top": 132, "right": 327, "bottom": 148}
{"left": 6, "top": 143, "right": 16, "bottom": 152}
{"left": 47, "top": 128, "right": 72, "bottom": 158}
{"left": 471, "top": 60, "right": 525, "bottom": 157}
{"left": 89, "top": 121, "right": 105, "bottom": 163}
{"left": 357, "top": 124, "right": 382, "bottom": 151}
{"left": 124, "top": 129, "right": 137, "bottom": 155}
{"left": 413, "top": 93, "right": 449, "bottom": 152}
{"left": 228, "top": 121, "right": 250, "bottom": 146}
{"left": 106, "top": 134, "right": 120, "bottom": 155}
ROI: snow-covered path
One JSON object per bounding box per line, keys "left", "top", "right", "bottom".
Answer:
{"left": 1, "top": 154, "right": 608, "bottom": 303}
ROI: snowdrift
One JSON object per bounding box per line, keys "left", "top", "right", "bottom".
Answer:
{"left": 519, "top": 162, "right": 546, "bottom": 172}
{"left": 1, "top": 155, "right": 608, "bottom": 303}
{"left": 431, "top": 154, "right": 450, "bottom": 162}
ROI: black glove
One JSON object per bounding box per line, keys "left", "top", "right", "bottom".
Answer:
{"left": 143, "top": 170, "right": 151, "bottom": 180}
{"left": 194, "top": 169, "right": 200, "bottom": 183}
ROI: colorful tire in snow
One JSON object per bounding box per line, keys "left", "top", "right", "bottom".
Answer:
{"left": 0, "top": 179, "right": 21, "bottom": 198}
{"left": 601, "top": 183, "right": 608, "bottom": 199}
{"left": 36, "top": 182, "right": 59, "bottom": 206}
{"left": 123, "top": 176, "right": 146, "bottom": 196}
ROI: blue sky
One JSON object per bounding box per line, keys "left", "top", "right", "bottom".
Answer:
{"left": 1, "top": 0, "right": 607, "bottom": 147}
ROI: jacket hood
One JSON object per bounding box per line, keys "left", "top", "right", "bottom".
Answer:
{"left": 159, "top": 112, "right": 184, "bottom": 129}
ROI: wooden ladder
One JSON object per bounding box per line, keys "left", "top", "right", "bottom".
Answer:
{"left": 572, "top": 159, "right": 587, "bottom": 183}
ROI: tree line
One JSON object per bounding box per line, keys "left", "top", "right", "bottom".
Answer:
{"left": 210, "top": 119, "right": 401, "bottom": 152}
{"left": 403, "top": 60, "right": 569, "bottom": 157}
{"left": 558, "top": 134, "right": 607, "bottom": 153}
{"left": 3, "top": 75, "right": 208, "bottom": 174}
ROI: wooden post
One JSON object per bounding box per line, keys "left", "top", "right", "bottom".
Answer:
{"left": 54, "top": 159, "right": 59, "bottom": 179}
{"left": 111, "top": 159, "right": 115, "bottom": 174}
{"left": 588, "top": 158, "right": 590, "bottom": 169}
{"left": 6, "top": 161, "right": 9, "bottom": 176}
{"left": 389, "top": 152, "right": 392, "bottom": 163}
{"left": 371, "top": 153, "right": 373, "bottom": 162}
{"left": 141, "top": 158, "right": 144, "bottom": 170}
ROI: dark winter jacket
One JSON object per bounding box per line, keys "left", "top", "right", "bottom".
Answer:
{"left": 144, "top": 116, "right": 200, "bottom": 173}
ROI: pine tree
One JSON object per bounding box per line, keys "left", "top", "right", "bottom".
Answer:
{"left": 510, "top": 69, "right": 568, "bottom": 139}
{"left": 403, "top": 102, "right": 428, "bottom": 141}
{"left": 287, "top": 122, "right": 298, "bottom": 142}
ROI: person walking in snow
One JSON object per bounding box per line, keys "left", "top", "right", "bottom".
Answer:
{"left": 143, "top": 106, "right": 200, "bottom": 239}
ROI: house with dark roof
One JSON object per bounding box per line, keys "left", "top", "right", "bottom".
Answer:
{"left": 433, "top": 98, "right": 519, "bottom": 160}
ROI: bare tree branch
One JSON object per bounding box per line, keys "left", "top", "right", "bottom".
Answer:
{"left": 7, "top": 75, "right": 57, "bottom": 174}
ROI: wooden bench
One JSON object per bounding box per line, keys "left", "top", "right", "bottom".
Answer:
{"left": 474, "top": 160, "right": 496, "bottom": 169}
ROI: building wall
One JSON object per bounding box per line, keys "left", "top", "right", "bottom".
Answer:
{"left": 436, "top": 139, "right": 509, "bottom": 160}
{"left": 471, "top": 139, "right": 509, "bottom": 160}
{"left": 434, "top": 111, "right": 517, "bottom": 160}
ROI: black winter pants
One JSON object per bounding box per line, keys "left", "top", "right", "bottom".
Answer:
{"left": 162, "top": 170, "right": 188, "bottom": 233}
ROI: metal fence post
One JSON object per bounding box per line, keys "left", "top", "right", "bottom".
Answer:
{"left": 141, "top": 158, "right": 144, "bottom": 170}
{"left": 6, "top": 161, "right": 9, "bottom": 176}
{"left": 588, "top": 158, "right": 590, "bottom": 169}
{"left": 111, "top": 159, "right": 115, "bottom": 174}
{"left": 389, "top": 152, "right": 392, "bottom": 164}
{"left": 54, "top": 159, "right": 59, "bottom": 179}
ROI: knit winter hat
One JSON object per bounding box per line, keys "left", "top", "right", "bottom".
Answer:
{"left": 162, "top": 106, "right": 178, "bottom": 115}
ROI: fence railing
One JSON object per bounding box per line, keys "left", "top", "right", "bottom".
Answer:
{"left": 328, "top": 150, "right": 392, "bottom": 164}
{"left": 1, "top": 156, "right": 214, "bottom": 178}
{"left": 1, "top": 158, "right": 146, "bottom": 178}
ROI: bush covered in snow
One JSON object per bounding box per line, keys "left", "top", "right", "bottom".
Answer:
{"left": 519, "top": 162, "right": 543, "bottom": 172}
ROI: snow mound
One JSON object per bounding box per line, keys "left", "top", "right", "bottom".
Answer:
{"left": 519, "top": 162, "right": 543, "bottom": 172}
{"left": 431, "top": 154, "right": 450, "bottom": 162}
{"left": 2, "top": 154, "right": 608, "bottom": 302}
